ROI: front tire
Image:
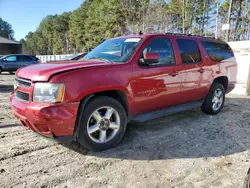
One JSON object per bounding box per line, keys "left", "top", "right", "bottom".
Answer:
{"left": 76, "top": 96, "right": 127, "bottom": 151}
{"left": 201, "top": 83, "right": 225, "bottom": 115}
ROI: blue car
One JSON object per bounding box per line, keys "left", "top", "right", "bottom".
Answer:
{"left": 0, "top": 54, "right": 40, "bottom": 74}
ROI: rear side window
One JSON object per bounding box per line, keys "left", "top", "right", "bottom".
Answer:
{"left": 30, "top": 56, "right": 39, "bottom": 61}
{"left": 202, "top": 42, "right": 234, "bottom": 62}
{"left": 18, "top": 55, "right": 33, "bottom": 61}
{"left": 177, "top": 39, "right": 201, "bottom": 64}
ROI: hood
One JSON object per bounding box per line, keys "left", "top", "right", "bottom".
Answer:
{"left": 16, "top": 60, "right": 112, "bottom": 82}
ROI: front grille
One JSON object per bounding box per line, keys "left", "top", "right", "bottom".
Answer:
{"left": 15, "top": 77, "right": 32, "bottom": 88}
{"left": 15, "top": 90, "right": 30, "bottom": 102}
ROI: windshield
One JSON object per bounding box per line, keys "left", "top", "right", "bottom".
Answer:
{"left": 62, "top": 54, "right": 79, "bottom": 60}
{"left": 83, "top": 37, "right": 143, "bottom": 63}
{"left": 0, "top": 56, "right": 7, "bottom": 60}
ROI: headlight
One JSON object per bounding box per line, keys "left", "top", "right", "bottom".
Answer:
{"left": 33, "top": 83, "right": 65, "bottom": 103}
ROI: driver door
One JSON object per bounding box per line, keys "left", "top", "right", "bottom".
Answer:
{"left": 130, "top": 37, "right": 183, "bottom": 115}
{"left": 2, "top": 55, "right": 17, "bottom": 70}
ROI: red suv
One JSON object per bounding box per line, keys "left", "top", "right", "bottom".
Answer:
{"left": 10, "top": 33, "right": 237, "bottom": 150}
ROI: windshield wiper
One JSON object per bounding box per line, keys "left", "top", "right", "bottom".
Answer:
{"left": 87, "top": 57, "right": 112, "bottom": 63}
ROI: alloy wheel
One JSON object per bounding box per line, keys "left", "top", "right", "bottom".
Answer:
{"left": 212, "top": 88, "right": 223, "bottom": 111}
{"left": 87, "top": 106, "right": 120, "bottom": 143}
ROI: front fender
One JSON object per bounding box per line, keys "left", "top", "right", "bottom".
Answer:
{"left": 49, "top": 64, "right": 133, "bottom": 103}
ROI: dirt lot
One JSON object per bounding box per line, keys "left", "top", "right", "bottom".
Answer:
{"left": 0, "top": 73, "right": 249, "bottom": 188}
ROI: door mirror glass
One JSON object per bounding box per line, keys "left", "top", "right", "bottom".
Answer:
{"left": 141, "top": 52, "right": 160, "bottom": 65}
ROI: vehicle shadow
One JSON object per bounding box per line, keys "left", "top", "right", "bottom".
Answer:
{"left": 62, "top": 97, "right": 250, "bottom": 160}
{"left": 0, "top": 123, "right": 20, "bottom": 129}
{"left": 0, "top": 72, "right": 14, "bottom": 75}
{"left": 0, "top": 85, "right": 14, "bottom": 93}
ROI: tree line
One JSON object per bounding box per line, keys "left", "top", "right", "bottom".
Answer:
{"left": 17, "top": 0, "right": 250, "bottom": 55}
{"left": 0, "top": 17, "right": 14, "bottom": 40}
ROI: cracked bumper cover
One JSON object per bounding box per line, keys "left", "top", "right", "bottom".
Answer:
{"left": 10, "top": 92, "right": 80, "bottom": 142}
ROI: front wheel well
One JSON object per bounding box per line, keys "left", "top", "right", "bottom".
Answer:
{"left": 213, "top": 76, "right": 228, "bottom": 91}
{"left": 80, "top": 90, "right": 128, "bottom": 116}
{"left": 73, "top": 90, "right": 129, "bottom": 141}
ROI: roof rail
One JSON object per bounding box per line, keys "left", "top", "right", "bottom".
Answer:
{"left": 165, "top": 32, "right": 192, "bottom": 36}
{"left": 165, "top": 32, "right": 216, "bottom": 40}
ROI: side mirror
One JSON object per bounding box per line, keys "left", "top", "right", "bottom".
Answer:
{"left": 2, "top": 58, "right": 6, "bottom": 62}
{"left": 140, "top": 52, "right": 160, "bottom": 65}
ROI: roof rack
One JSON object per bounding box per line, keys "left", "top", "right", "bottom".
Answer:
{"left": 165, "top": 32, "right": 216, "bottom": 40}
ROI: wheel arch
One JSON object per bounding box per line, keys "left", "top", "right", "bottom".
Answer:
{"left": 89, "top": 90, "right": 129, "bottom": 115}
{"left": 73, "top": 89, "right": 129, "bottom": 140}
{"left": 213, "top": 76, "right": 228, "bottom": 91}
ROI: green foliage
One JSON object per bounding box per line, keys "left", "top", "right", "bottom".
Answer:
{"left": 0, "top": 17, "right": 14, "bottom": 39}
{"left": 83, "top": 0, "right": 126, "bottom": 50}
{"left": 69, "top": 0, "right": 92, "bottom": 53}
{"left": 22, "top": 0, "right": 250, "bottom": 55}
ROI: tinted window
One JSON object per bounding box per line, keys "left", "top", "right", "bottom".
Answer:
{"left": 142, "top": 38, "right": 175, "bottom": 66}
{"left": 18, "top": 55, "right": 33, "bottom": 61}
{"left": 30, "top": 56, "right": 39, "bottom": 61}
{"left": 202, "top": 42, "right": 234, "bottom": 62}
{"left": 6, "top": 56, "right": 17, "bottom": 62}
{"left": 177, "top": 39, "right": 201, "bottom": 64}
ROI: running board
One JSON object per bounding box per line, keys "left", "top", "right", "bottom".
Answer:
{"left": 129, "top": 100, "right": 204, "bottom": 123}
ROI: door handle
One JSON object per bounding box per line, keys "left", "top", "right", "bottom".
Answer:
{"left": 169, "top": 71, "right": 178, "bottom": 77}
{"left": 198, "top": 68, "right": 205, "bottom": 73}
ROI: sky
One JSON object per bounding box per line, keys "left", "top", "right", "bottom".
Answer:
{"left": 0, "top": 0, "right": 83, "bottom": 41}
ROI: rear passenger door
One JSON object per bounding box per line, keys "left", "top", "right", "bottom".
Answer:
{"left": 176, "top": 39, "right": 208, "bottom": 103}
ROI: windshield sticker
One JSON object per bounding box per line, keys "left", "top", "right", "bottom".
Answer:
{"left": 125, "top": 38, "right": 141, "bottom": 42}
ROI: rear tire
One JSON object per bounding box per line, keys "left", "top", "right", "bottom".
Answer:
{"left": 76, "top": 96, "right": 127, "bottom": 151}
{"left": 201, "top": 83, "right": 225, "bottom": 115}
{"left": 9, "top": 71, "right": 15, "bottom": 75}
{"left": 0, "top": 67, "right": 2, "bottom": 74}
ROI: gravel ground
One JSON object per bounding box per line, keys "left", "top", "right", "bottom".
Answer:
{"left": 0, "top": 73, "right": 249, "bottom": 188}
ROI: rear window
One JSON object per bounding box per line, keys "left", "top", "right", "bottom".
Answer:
{"left": 202, "top": 41, "right": 234, "bottom": 62}
{"left": 30, "top": 55, "right": 39, "bottom": 61}
{"left": 177, "top": 39, "right": 201, "bottom": 64}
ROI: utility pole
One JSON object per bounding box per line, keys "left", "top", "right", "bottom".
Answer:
{"left": 246, "top": 65, "right": 250, "bottom": 96}
{"left": 182, "top": 0, "right": 186, "bottom": 34}
{"left": 226, "top": 0, "right": 233, "bottom": 41}
{"left": 215, "top": 0, "right": 219, "bottom": 39}
{"left": 202, "top": 0, "right": 207, "bottom": 36}
{"left": 245, "top": 0, "right": 249, "bottom": 39}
